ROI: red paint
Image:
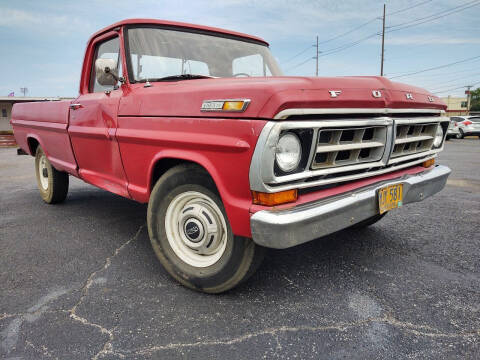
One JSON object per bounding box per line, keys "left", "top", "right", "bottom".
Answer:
{"left": 10, "top": 19, "right": 445, "bottom": 238}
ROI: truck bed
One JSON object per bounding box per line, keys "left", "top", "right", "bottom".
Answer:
{"left": 11, "top": 100, "right": 78, "bottom": 175}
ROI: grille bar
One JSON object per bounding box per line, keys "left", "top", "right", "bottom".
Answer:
{"left": 395, "top": 135, "right": 433, "bottom": 144}
{"left": 316, "top": 141, "right": 384, "bottom": 153}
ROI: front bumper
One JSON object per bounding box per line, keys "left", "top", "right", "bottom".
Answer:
{"left": 250, "top": 165, "right": 451, "bottom": 249}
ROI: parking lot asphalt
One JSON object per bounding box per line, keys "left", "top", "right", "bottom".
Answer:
{"left": 1, "top": 138, "right": 479, "bottom": 359}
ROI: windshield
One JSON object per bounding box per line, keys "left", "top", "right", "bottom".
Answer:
{"left": 126, "top": 26, "right": 282, "bottom": 81}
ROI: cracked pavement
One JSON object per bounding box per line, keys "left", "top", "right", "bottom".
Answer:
{"left": 1, "top": 138, "right": 479, "bottom": 359}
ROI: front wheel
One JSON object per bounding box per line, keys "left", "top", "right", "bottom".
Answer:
{"left": 147, "top": 164, "right": 264, "bottom": 293}
{"left": 35, "top": 147, "right": 69, "bottom": 204}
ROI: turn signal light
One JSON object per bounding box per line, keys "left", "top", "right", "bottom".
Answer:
{"left": 252, "top": 189, "right": 298, "bottom": 206}
{"left": 422, "top": 158, "right": 435, "bottom": 168}
{"left": 223, "top": 101, "right": 245, "bottom": 111}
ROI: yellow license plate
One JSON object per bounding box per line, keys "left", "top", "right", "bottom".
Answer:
{"left": 378, "top": 184, "right": 403, "bottom": 214}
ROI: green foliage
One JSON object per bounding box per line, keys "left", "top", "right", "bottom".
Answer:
{"left": 470, "top": 88, "right": 480, "bottom": 111}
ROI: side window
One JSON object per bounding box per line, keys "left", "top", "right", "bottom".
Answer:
{"left": 1, "top": 109, "right": 7, "bottom": 118}
{"left": 90, "top": 37, "right": 122, "bottom": 93}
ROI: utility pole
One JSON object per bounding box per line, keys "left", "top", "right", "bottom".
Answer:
{"left": 465, "top": 85, "right": 472, "bottom": 114}
{"left": 20, "top": 87, "right": 28, "bottom": 97}
{"left": 315, "top": 35, "right": 319, "bottom": 76}
{"left": 380, "top": 3, "right": 386, "bottom": 76}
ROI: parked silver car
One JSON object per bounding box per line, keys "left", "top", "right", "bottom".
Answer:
{"left": 447, "top": 116, "right": 480, "bottom": 139}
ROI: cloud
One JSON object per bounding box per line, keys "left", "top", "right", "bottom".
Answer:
{"left": 0, "top": 7, "right": 94, "bottom": 36}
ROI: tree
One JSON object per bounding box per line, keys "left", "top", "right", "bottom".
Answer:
{"left": 470, "top": 88, "right": 480, "bottom": 111}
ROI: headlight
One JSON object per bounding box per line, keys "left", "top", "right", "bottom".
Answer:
{"left": 275, "top": 132, "right": 302, "bottom": 172}
{"left": 433, "top": 125, "right": 444, "bottom": 148}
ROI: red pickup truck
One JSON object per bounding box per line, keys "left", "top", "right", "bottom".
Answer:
{"left": 12, "top": 18, "right": 451, "bottom": 293}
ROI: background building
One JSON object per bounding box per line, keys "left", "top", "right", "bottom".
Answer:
{"left": 0, "top": 97, "right": 67, "bottom": 132}
{"left": 440, "top": 96, "right": 469, "bottom": 116}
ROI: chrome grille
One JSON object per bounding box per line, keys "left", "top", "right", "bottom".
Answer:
{"left": 313, "top": 126, "right": 386, "bottom": 169}
{"left": 391, "top": 123, "right": 437, "bottom": 159}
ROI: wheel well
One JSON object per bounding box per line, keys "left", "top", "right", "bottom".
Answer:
{"left": 150, "top": 158, "right": 216, "bottom": 192}
{"left": 27, "top": 137, "right": 39, "bottom": 156}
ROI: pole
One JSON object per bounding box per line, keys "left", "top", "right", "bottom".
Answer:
{"left": 380, "top": 4, "right": 386, "bottom": 76}
{"left": 466, "top": 85, "right": 472, "bottom": 114}
{"left": 316, "top": 35, "right": 319, "bottom": 76}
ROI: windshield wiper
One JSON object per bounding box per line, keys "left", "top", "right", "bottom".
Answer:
{"left": 149, "top": 74, "right": 215, "bottom": 82}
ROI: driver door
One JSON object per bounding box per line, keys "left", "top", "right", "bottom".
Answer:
{"left": 68, "top": 33, "right": 130, "bottom": 198}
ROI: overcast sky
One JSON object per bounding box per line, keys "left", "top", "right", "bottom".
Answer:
{"left": 0, "top": 0, "right": 479, "bottom": 98}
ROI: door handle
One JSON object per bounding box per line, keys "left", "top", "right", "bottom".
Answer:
{"left": 70, "top": 103, "right": 83, "bottom": 110}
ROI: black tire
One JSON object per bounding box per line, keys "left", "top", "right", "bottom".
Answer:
{"left": 34, "top": 147, "right": 69, "bottom": 204}
{"left": 147, "top": 164, "right": 264, "bottom": 293}
{"left": 456, "top": 130, "right": 464, "bottom": 139}
{"left": 352, "top": 213, "right": 387, "bottom": 229}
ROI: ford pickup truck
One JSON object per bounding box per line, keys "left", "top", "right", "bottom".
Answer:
{"left": 11, "top": 19, "right": 451, "bottom": 293}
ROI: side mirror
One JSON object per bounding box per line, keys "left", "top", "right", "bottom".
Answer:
{"left": 95, "top": 58, "right": 118, "bottom": 86}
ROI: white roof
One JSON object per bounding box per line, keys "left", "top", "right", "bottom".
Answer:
{"left": 0, "top": 96, "right": 62, "bottom": 102}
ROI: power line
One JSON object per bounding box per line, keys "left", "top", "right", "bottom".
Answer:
{"left": 281, "top": 45, "right": 314, "bottom": 64}
{"left": 387, "top": 65, "right": 480, "bottom": 79}
{"left": 387, "top": 0, "right": 432, "bottom": 15}
{"left": 387, "top": 0, "right": 480, "bottom": 33}
{"left": 317, "top": 0, "right": 431, "bottom": 45}
{"left": 318, "top": 32, "right": 380, "bottom": 57}
{"left": 427, "top": 72, "right": 480, "bottom": 91}
{"left": 389, "top": 55, "right": 480, "bottom": 79}
{"left": 388, "top": 0, "right": 479, "bottom": 29}
{"left": 285, "top": 57, "right": 314, "bottom": 73}
{"left": 317, "top": 18, "right": 379, "bottom": 45}
{"left": 432, "top": 81, "right": 480, "bottom": 94}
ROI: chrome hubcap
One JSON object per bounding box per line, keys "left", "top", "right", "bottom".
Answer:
{"left": 165, "top": 191, "right": 227, "bottom": 267}
{"left": 38, "top": 155, "right": 48, "bottom": 190}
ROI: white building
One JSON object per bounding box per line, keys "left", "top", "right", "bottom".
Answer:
{"left": 0, "top": 97, "right": 63, "bottom": 132}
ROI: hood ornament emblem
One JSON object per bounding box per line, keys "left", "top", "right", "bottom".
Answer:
{"left": 428, "top": 96, "right": 434, "bottom": 102}
{"left": 405, "top": 93, "right": 414, "bottom": 100}
{"left": 329, "top": 90, "right": 342, "bottom": 98}
{"left": 372, "top": 90, "right": 382, "bottom": 98}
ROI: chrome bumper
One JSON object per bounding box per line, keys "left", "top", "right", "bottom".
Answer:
{"left": 250, "top": 165, "right": 451, "bottom": 249}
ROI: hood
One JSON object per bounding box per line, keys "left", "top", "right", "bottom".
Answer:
{"left": 118, "top": 76, "right": 446, "bottom": 119}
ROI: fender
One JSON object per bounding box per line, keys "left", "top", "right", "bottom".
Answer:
{"left": 132, "top": 149, "right": 253, "bottom": 238}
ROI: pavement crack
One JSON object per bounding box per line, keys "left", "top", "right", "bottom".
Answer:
{"left": 25, "top": 340, "right": 58, "bottom": 359}
{"left": 70, "top": 224, "right": 145, "bottom": 314}
{"left": 68, "top": 312, "right": 115, "bottom": 360}
{"left": 380, "top": 314, "right": 480, "bottom": 339}
{"left": 66, "top": 224, "right": 144, "bottom": 360}
{"left": 129, "top": 318, "right": 382, "bottom": 355}
{"left": 125, "top": 315, "right": 480, "bottom": 356}
{"left": 0, "top": 313, "right": 23, "bottom": 321}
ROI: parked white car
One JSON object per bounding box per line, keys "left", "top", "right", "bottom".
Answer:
{"left": 447, "top": 116, "right": 480, "bottom": 139}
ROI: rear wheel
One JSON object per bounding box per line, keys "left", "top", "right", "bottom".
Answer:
{"left": 147, "top": 164, "right": 264, "bottom": 293}
{"left": 35, "top": 147, "right": 69, "bottom": 204}
{"left": 456, "top": 130, "right": 464, "bottom": 139}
